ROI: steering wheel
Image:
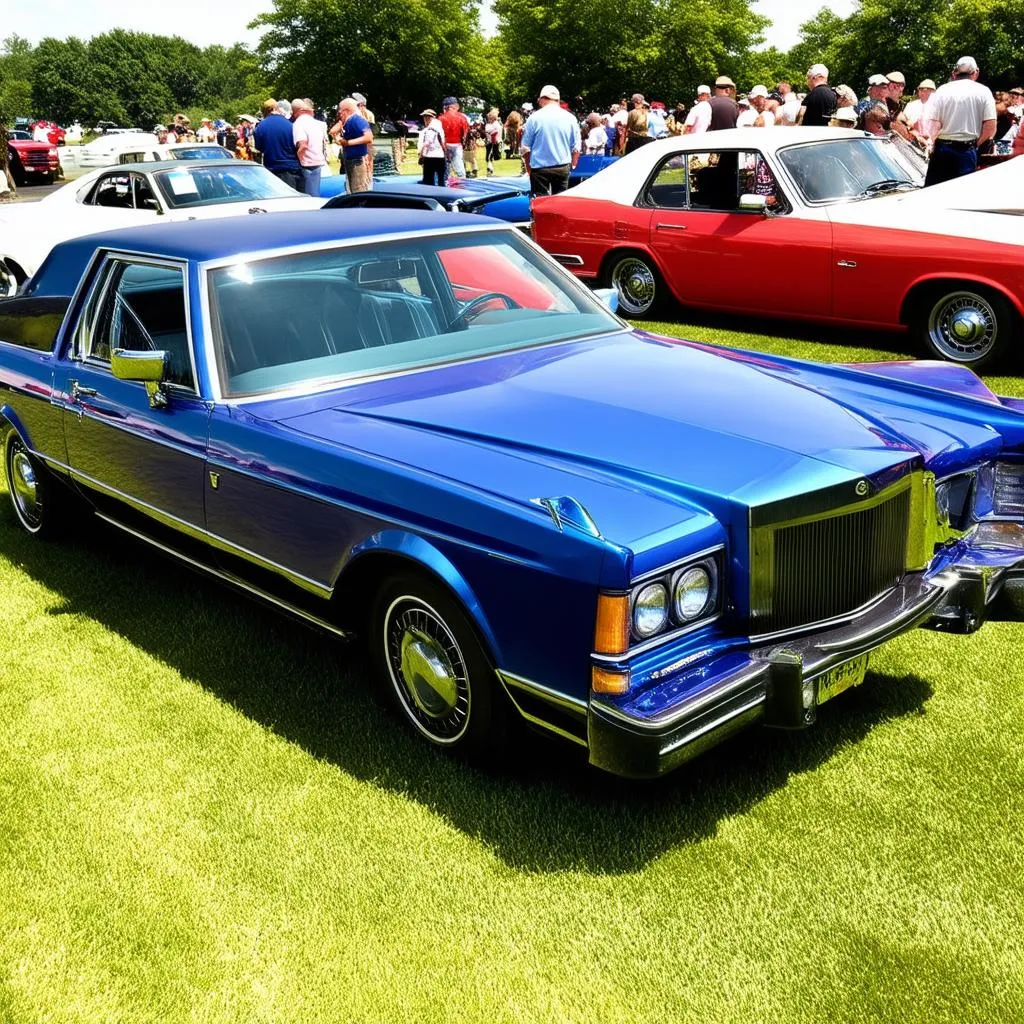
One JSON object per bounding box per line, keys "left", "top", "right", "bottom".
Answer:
{"left": 446, "top": 291, "right": 521, "bottom": 330}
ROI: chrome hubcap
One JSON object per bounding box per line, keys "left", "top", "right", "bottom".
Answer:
{"left": 385, "top": 600, "right": 470, "bottom": 743}
{"left": 7, "top": 442, "right": 41, "bottom": 531}
{"left": 928, "top": 292, "right": 997, "bottom": 362}
{"left": 611, "top": 259, "right": 655, "bottom": 315}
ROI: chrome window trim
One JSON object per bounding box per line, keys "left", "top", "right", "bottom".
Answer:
{"left": 630, "top": 543, "right": 725, "bottom": 585}
{"left": 198, "top": 222, "right": 626, "bottom": 405}
{"left": 68, "top": 250, "right": 199, "bottom": 396}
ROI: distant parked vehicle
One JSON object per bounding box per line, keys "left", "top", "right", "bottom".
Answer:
{"left": 6, "top": 130, "right": 60, "bottom": 185}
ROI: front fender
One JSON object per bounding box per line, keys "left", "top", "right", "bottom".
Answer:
{"left": 0, "top": 403, "right": 32, "bottom": 447}
{"left": 900, "top": 271, "right": 1024, "bottom": 323}
{"left": 347, "top": 529, "right": 503, "bottom": 663}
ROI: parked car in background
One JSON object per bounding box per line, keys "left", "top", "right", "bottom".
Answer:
{"left": 6, "top": 130, "right": 60, "bottom": 185}
{"left": 30, "top": 121, "right": 65, "bottom": 146}
{"left": 2, "top": 211, "right": 1023, "bottom": 778}
{"left": 532, "top": 127, "right": 1024, "bottom": 369}
{"left": 58, "top": 132, "right": 159, "bottom": 173}
{"left": 0, "top": 160, "right": 321, "bottom": 296}
{"left": 115, "top": 143, "right": 235, "bottom": 164}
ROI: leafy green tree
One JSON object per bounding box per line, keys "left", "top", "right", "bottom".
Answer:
{"left": 0, "top": 35, "right": 35, "bottom": 121}
{"left": 252, "top": 0, "right": 490, "bottom": 115}
{"left": 31, "top": 37, "right": 94, "bottom": 124}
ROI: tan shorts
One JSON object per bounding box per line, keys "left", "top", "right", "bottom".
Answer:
{"left": 345, "top": 157, "right": 370, "bottom": 193}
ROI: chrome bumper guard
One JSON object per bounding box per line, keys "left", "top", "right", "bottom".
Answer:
{"left": 589, "top": 529, "right": 1024, "bottom": 779}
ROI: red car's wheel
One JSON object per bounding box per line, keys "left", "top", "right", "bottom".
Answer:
{"left": 606, "top": 252, "right": 665, "bottom": 317}
{"left": 915, "top": 286, "right": 1017, "bottom": 370}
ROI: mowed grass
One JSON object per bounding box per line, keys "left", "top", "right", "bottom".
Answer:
{"left": 1, "top": 312, "right": 1024, "bottom": 1023}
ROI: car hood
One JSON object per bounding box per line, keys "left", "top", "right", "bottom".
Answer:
{"left": 166, "top": 195, "right": 323, "bottom": 219}
{"left": 268, "top": 332, "right": 1010, "bottom": 558}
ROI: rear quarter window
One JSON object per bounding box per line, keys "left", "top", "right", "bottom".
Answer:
{"left": 0, "top": 296, "right": 72, "bottom": 352}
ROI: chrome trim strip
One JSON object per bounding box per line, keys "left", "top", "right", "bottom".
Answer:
{"left": 69, "top": 408, "right": 207, "bottom": 460}
{"left": 659, "top": 695, "right": 764, "bottom": 756}
{"left": 593, "top": 612, "right": 723, "bottom": 663}
{"left": 630, "top": 543, "right": 726, "bottom": 585}
{"left": 498, "top": 671, "right": 588, "bottom": 713}
{"left": 93, "top": 511, "right": 352, "bottom": 639}
{"left": 551, "top": 253, "right": 585, "bottom": 266}
{"left": 66, "top": 464, "right": 334, "bottom": 597}
{"left": 749, "top": 589, "right": 893, "bottom": 644}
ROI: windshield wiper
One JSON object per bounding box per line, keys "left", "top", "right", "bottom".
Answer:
{"left": 857, "top": 178, "right": 916, "bottom": 198}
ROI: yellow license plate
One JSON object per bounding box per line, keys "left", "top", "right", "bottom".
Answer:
{"left": 816, "top": 654, "right": 869, "bottom": 705}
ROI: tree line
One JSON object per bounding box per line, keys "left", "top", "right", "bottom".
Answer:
{"left": 2, "top": 0, "right": 1023, "bottom": 127}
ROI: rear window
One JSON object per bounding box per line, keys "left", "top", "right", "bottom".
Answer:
{"left": 0, "top": 296, "right": 71, "bottom": 352}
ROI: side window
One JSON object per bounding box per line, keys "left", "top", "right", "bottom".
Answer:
{"left": 690, "top": 150, "right": 787, "bottom": 213}
{"left": 90, "top": 173, "right": 135, "bottom": 209}
{"left": 646, "top": 155, "right": 690, "bottom": 209}
{"left": 84, "top": 261, "right": 195, "bottom": 389}
{"left": 132, "top": 173, "right": 159, "bottom": 211}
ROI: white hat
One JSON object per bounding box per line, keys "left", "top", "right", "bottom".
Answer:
{"left": 749, "top": 84, "right": 769, "bottom": 99}
{"left": 868, "top": 74, "right": 889, "bottom": 86}
{"left": 955, "top": 56, "right": 979, "bottom": 74}
{"left": 807, "top": 64, "right": 829, "bottom": 79}
{"left": 918, "top": 79, "right": 937, "bottom": 91}
{"left": 696, "top": 84, "right": 711, "bottom": 95}
{"left": 833, "top": 107, "right": 857, "bottom": 124}
{"left": 352, "top": 92, "right": 367, "bottom": 104}
{"left": 738, "top": 97, "right": 750, "bottom": 107}
{"left": 539, "top": 84, "right": 560, "bottom": 101}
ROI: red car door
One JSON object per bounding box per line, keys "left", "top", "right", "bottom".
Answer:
{"left": 647, "top": 149, "right": 834, "bottom": 319}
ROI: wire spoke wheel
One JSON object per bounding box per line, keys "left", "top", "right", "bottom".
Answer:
{"left": 610, "top": 256, "right": 657, "bottom": 315}
{"left": 926, "top": 290, "right": 998, "bottom": 363}
{"left": 4, "top": 434, "right": 44, "bottom": 534}
{"left": 384, "top": 597, "right": 471, "bottom": 745}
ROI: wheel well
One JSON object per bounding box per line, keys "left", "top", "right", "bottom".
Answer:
{"left": 598, "top": 246, "right": 660, "bottom": 286}
{"left": 0, "top": 257, "right": 28, "bottom": 285}
{"left": 900, "top": 278, "right": 1021, "bottom": 326}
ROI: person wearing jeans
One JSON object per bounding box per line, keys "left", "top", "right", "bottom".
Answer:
{"left": 520, "top": 84, "right": 580, "bottom": 197}
{"left": 291, "top": 97, "right": 327, "bottom": 197}
{"left": 417, "top": 109, "right": 446, "bottom": 187}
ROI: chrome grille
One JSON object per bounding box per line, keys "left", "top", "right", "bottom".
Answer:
{"left": 756, "top": 487, "right": 911, "bottom": 635}
{"left": 993, "top": 462, "right": 1024, "bottom": 517}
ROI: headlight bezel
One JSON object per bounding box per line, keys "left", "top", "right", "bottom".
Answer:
{"left": 626, "top": 547, "right": 724, "bottom": 649}
{"left": 631, "top": 581, "right": 670, "bottom": 639}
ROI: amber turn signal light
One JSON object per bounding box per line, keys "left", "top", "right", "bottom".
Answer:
{"left": 594, "top": 592, "right": 630, "bottom": 656}
{"left": 592, "top": 665, "right": 631, "bottom": 696}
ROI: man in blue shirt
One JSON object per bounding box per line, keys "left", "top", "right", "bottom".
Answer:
{"left": 331, "top": 97, "right": 373, "bottom": 193}
{"left": 520, "top": 85, "right": 581, "bottom": 196}
{"left": 253, "top": 100, "right": 303, "bottom": 192}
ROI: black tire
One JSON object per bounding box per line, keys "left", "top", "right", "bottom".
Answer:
{"left": 369, "top": 572, "right": 508, "bottom": 760}
{"left": 913, "top": 285, "right": 1018, "bottom": 370}
{"left": 2, "top": 429, "right": 63, "bottom": 539}
{"left": 605, "top": 250, "right": 666, "bottom": 318}
{"left": 0, "top": 260, "right": 20, "bottom": 299}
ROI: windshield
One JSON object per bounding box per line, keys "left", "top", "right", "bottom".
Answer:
{"left": 778, "top": 137, "right": 924, "bottom": 203}
{"left": 208, "top": 230, "right": 617, "bottom": 397}
{"left": 153, "top": 163, "right": 298, "bottom": 208}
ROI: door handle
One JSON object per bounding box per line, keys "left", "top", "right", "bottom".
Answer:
{"left": 655, "top": 222, "right": 688, "bottom": 231}
{"left": 837, "top": 260, "right": 858, "bottom": 269}
{"left": 69, "top": 379, "right": 98, "bottom": 401}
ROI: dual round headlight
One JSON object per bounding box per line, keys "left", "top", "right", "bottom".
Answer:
{"left": 631, "top": 561, "right": 716, "bottom": 641}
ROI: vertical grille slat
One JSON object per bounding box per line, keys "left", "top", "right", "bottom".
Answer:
{"left": 762, "top": 488, "right": 910, "bottom": 634}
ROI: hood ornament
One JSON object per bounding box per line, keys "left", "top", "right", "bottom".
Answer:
{"left": 532, "top": 496, "right": 602, "bottom": 538}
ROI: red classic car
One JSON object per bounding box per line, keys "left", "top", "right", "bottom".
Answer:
{"left": 532, "top": 127, "right": 1024, "bottom": 369}
{"left": 6, "top": 129, "right": 60, "bottom": 185}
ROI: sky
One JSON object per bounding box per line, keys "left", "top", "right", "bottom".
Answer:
{"left": 6, "top": 0, "right": 855, "bottom": 50}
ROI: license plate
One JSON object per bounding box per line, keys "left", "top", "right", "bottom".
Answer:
{"left": 816, "top": 654, "right": 869, "bottom": 705}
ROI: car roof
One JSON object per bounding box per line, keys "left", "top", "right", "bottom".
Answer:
{"left": 107, "top": 158, "right": 240, "bottom": 173}
{"left": 30, "top": 210, "right": 502, "bottom": 295}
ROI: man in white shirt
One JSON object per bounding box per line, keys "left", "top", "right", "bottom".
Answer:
{"left": 924, "top": 56, "right": 997, "bottom": 186}
{"left": 683, "top": 85, "right": 712, "bottom": 134}
{"left": 777, "top": 90, "right": 802, "bottom": 125}
{"left": 748, "top": 85, "right": 774, "bottom": 127}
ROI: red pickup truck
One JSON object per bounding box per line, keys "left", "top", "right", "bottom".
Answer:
{"left": 6, "top": 130, "right": 60, "bottom": 185}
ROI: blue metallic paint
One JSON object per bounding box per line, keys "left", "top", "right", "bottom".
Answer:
{"left": 2, "top": 211, "right": 1023, "bottom": 776}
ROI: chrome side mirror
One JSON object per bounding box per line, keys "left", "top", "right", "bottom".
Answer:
{"left": 738, "top": 193, "right": 768, "bottom": 213}
{"left": 593, "top": 287, "right": 619, "bottom": 314}
{"left": 111, "top": 348, "right": 169, "bottom": 408}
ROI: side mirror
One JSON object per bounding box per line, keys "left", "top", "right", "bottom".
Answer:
{"left": 738, "top": 193, "right": 767, "bottom": 213}
{"left": 111, "top": 348, "right": 169, "bottom": 408}
{"left": 593, "top": 287, "right": 619, "bottom": 315}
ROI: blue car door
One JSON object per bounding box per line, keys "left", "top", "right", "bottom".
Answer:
{"left": 58, "top": 255, "right": 209, "bottom": 533}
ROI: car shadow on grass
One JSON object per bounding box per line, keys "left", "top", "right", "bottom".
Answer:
{"left": 1, "top": 514, "right": 933, "bottom": 875}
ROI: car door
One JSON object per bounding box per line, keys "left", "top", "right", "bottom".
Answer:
{"left": 647, "top": 148, "right": 834, "bottom": 318}
{"left": 77, "top": 170, "right": 164, "bottom": 228}
{"left": 58, "top": 254, "right": 209, "bottom": 532}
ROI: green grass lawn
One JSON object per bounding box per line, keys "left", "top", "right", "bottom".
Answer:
{"left": 1, "top": 313, "right": 1023, "bottom": 1023}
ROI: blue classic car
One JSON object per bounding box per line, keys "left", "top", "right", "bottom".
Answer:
{"left": 2, "top": 211, "right": 1023, "bottom": 777}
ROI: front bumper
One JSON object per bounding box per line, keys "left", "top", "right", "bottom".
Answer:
{"left": 589, "top": 525, "right": 1024, "bottom": 779}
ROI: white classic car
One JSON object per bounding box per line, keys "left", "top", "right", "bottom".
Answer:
{"left": 114, "top": 142, "right": 236, "bottom": 164}
{"left": 0, "top": 160, "right": 324, "bottom": 296}
{"left": 58, "top": 132, "right": 160, "bottom": 172}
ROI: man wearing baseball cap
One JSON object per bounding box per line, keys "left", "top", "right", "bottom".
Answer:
{"left": 856, "top": 74, "right": 891, "bottom": 117}
{"left": 520, "top": 84, "right": 581, "bottom": 196}
{"left": 923, "top": 56, "right": 997, "bottom": 186}
{"left": 903, "top": 79, "right": 937, "bottom": 144}
{"left": 683, "top": 85, "right": 712, "bottom": 134}
{"left": 800, "top": 64, "right": 836, "bottom": 126}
